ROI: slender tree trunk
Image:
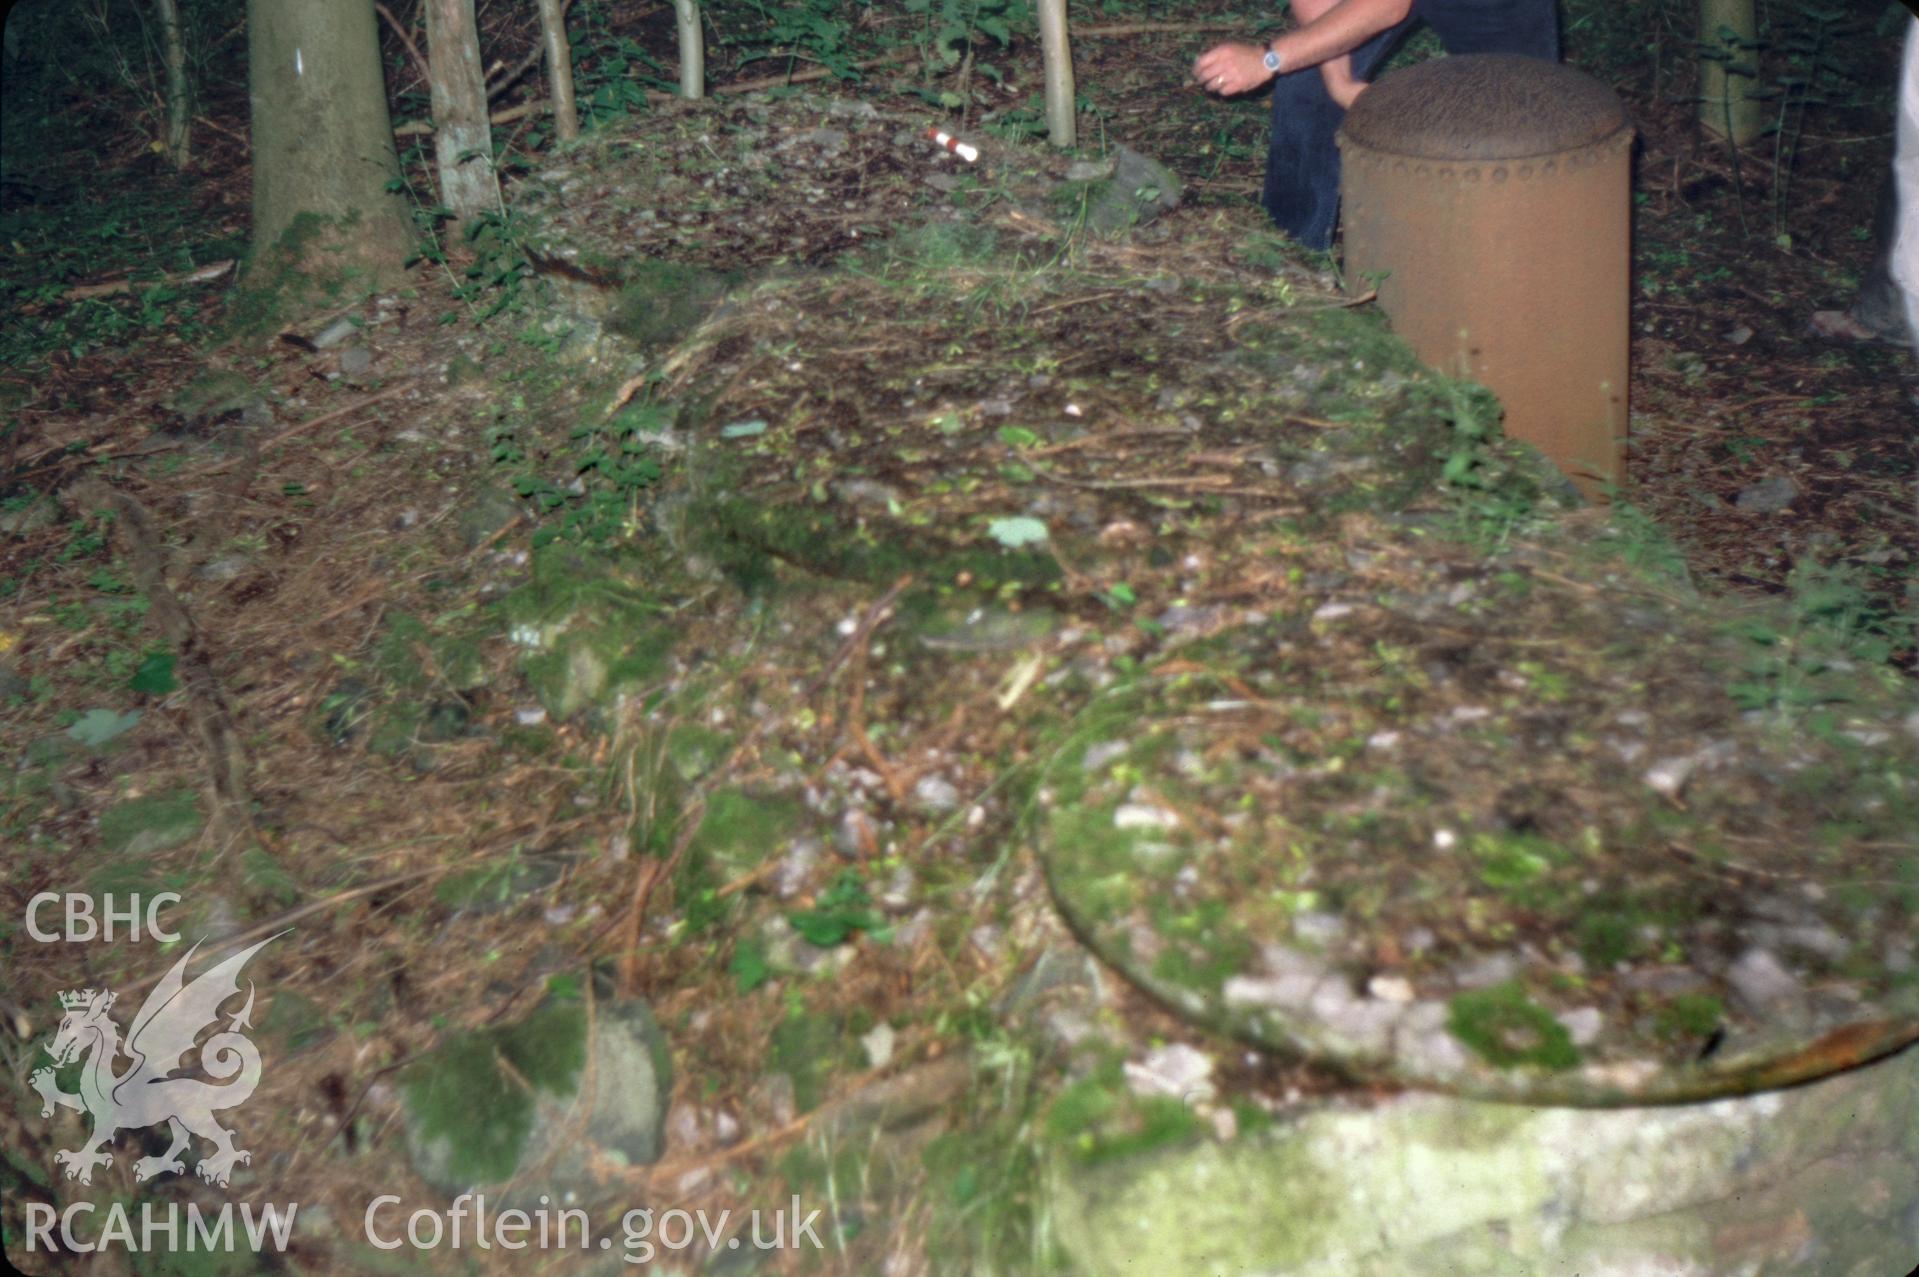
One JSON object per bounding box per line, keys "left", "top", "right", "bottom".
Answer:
{"left": 426, "top": 0, "right": 500, "bottom": 219}
{"left": 1036, "top": 0, "right": 1075, "bottom": 149}
{"left": 1699, "top": 0, "right": 1760, "bottom": 147}
{"left": 674, "top": 0, "right": 703, "bottom": 100}
{"left": 535, "top": 0, "right": 579, "bottom": 141}
{"left": 153, "top": 0, "right": 191, "bottom": 169}
{"left": 245, "top": 0, "right": 415, "bottom": 284}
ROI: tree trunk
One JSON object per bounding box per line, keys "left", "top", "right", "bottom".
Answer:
{"left": 535, "top": 0, "right": 579, "bottom": 141}
{"left": 674, "top": 0, "right": 704, "bottom": 100}
{"left": 426, "top": 0, "right": 500, "bottom": 219}
{"left": 1036, "top": 0, "right": 1075, "bottom": 149}
{"left": 1699, "top": 0, "right": 1760, "bottom": 147}
{"left": 246, "top": 0, "right": 415, "bottom": 284}
{"left": 153, "top": 0, "right": 191, "bottom": 169}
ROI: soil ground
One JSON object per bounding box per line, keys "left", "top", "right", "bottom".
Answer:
{"left": 1, "top": 2, "right": 1914, "bottom": 1273}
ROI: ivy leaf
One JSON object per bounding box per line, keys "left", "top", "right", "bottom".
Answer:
{"left": 730, "top": 940, "right": 772, "bottom": 992}
{"left": 128, "top": 651, "right": 178, "bottom": 695}
{"left": 68, "top": 708, "right": 140, "bottom": 748}
{"left": 787, "top": 871, "right": 887, "bottom": 947}
{"left": 987, "top": 516, "right": 1048, "bottom": 548}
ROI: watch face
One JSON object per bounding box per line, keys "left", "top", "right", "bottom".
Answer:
{"left": 1263, "top": 50, "right": 1281, "bottom": 72}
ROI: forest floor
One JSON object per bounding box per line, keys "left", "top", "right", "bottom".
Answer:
{"left": 1, "top": 3, "right": 1915, "bottom": 1274}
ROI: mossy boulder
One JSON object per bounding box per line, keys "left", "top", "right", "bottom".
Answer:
{"left": 506, "top": 546, "right": 677, "bottom": 721}
{"left": 1034, "top": 561, "right": 1919, "bottom": 1103}
{"left": 1046, "top": 1043, "right": 1919, "bottom": 1276}
{"left": 402, "top": 995, "right": 671, "bottom": 1206}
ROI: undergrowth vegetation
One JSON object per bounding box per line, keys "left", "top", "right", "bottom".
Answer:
{"left": 1, "top": 3, "right": 1916, "bottom": 1271}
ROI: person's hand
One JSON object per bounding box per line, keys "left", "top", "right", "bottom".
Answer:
{"left": 1193, "top": 42, "right": 1273, "bottom": 97}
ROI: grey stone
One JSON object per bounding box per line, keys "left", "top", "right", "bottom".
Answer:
{"left": 1307, "top": 980, "right": 1403, "bottom": 1055}
{"left": 1734, "top": 475, "right": 1799, "bottom": 513}
{"left": 861, "top": 1023, "right": 896, "bottom": 1070}
{"left": 1450, "top": 950, "right": 1520, "bottom": 989}
{"left": 311, "top": 317, "right": 361, "bottom": 349}
{"left": 1623, "top": 966, "right": 1711, "bottom": 996}
{"left": 758, "top": 914, "right": 846, "bottom": 976}
{"left": 797, "top": 127, "right": 847, "bottom": 151}
{"left": 832, "top": 477, "right": 901, "bottom": 508}
{"left": 1224, "top": 944, "right": 1334, "bottom": 1012}
{"left": 1049, "top": 1042, "right": 1919, "bottom": 1277}
{"left": 455, "top": 487, "right": 523, "bottom": 550}
{"left": 1124, "top": 1043, "right": 1216, "bottom": 1102}
{"left": 1113, "top": 801, "right": 1179, "bottom": 831}
{"left": 877, "top": 864, "right": 915, "bottom": 911}
{"left": 774, "top": 839, "right": 822, "bottom": 898}
{"left": 1290, "top": 911, "right": 1345, "bottom": 949}
{"left": 1367, "top": 974, "right": 1416, "bottom": 1004}
{"left": 1641, "top": 739, "right": 1734, "bottom": 798}
{"left": 1155, "top": 604, "right": 1231, "bottom": 638}
{"left": 1082, "top": 145, "right": 1182, "bottom": 234}
{"left": 169, "top": 370, "right": 271, "bottom": 431}
{"left": 1557, "top": 1006, "right": 1604, "bottom": 1047}
{"left": 913, "top": 774, "right": 960, "bottom": 813}
{"left": 1725, "top": 947, "right": 1804, "bottom": 1014}
{"left": 1001, "top": 946, "right": 1103, "bottom": 1028}
{"left": 339, "top": 346, "right": 373, "bottom": 378}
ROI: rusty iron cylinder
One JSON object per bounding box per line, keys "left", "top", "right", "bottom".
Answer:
{"left": 1338, "top": 54, "right": 1633, "bottom": 495}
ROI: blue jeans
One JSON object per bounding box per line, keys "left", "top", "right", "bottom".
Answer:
{"left": 1262, "top": 0, "right": 1561, "bottom": 249}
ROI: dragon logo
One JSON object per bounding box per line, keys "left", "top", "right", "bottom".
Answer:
{"left": 31, "top": 934, "right": 282, "bottom": 1188}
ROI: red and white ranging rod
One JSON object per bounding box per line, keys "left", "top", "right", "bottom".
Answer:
{"left": 925, "top": 127, "right": 980, "bottom": 163}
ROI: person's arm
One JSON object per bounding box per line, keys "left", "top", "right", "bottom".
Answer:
{"left": 1893, "top": 19, "right": 1919, "bottom": 343}
{"left": 1319, "top": 58, "right": 1367, "bottom": 109}
{"left": 1193, "top": 0, "right": 1415, "bottom": 98}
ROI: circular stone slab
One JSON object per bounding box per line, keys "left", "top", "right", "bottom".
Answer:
{"left": 1036, "top": 566, "right": 1919, "bottom": 1105}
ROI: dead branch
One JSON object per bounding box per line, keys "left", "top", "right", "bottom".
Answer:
{"left": 59, "top": 259, "right": 235, "bottom": 302}
{"left": 1072, "top": 20, "right": 1251, "bottom": 37}
{"left": 376, "top": 1, "right": 430, "bottom": 89}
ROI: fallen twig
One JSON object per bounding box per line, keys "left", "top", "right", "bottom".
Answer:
{"left": 1073, "top": 19, "right": 1258, "bottom": 37}
{"left": 180, "top": 379, "right": 415, "bottom": 479}
{"left": 59, "top": 259, "right": 235, "bottom": 302}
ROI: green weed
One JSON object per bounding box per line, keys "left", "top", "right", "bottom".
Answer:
{"left": 1724, "top": 556, "right": 1917, "bottom": 718}
{"left": 1429, "top": 379, "right": 1546, "bottom": 551}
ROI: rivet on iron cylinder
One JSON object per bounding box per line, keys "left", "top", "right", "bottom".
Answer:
{"left": 1338, "top": 54, "right": 1634, "bottom": 497}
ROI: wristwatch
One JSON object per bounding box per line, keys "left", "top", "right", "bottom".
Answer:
{"left": 1263, "top": 46, "right": 1283, "bottom": 74}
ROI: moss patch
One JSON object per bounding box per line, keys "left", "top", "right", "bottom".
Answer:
{"left": 98, "top": 789, "right": 202, "bottom": 857}
{"left": 401, "top": 997, "right": 590, "bottom": 1186}
{"left": 1448, "top": 984, "right": 1580, "bottom": 1072}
